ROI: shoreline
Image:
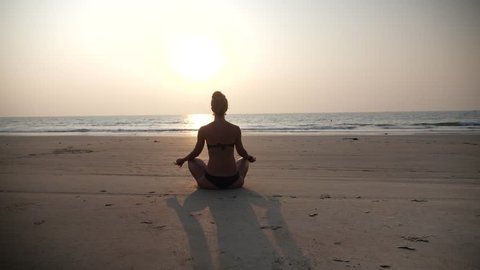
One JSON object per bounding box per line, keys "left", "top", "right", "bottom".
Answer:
{"left": 1, "top": 131, "right": 480, "bottom": 137}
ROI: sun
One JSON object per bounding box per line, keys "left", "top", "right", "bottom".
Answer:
{"left": 170, "top": 34, "right": 225, "bottom": 82}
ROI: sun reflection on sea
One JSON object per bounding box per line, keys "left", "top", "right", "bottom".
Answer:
{"left": 186, "top": 114, "right": 213, "bottom": 130}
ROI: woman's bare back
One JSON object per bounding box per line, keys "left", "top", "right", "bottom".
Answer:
{"left": 201, "top": 120, "right": 240, "bottom": 176}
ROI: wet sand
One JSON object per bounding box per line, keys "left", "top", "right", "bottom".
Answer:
{"left": 0, "top": 135, "right": 479, "bottom": 269}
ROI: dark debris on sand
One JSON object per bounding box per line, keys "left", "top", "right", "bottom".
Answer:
{"left": 33, "top": 220, "right": 45, "bottom": 225}
{"left": 411, "top": 199, "right": 428, "bottom": 203}
{"left": 397, "top": 246, "right": 416, "bottom": 251}
{"left": 259, "top": 225, "right": 282, "bottom": 230}
{"left": 332, "top": 257, "right": 350, "bottom": 263}
{"left": 141, "top": 221, "right": 153, "bottom": 224}
{"left": 401, "top": 236, "right": 430, "bottom": 243}
{"left": 52, "top": 146, "right": 93, "bottom": 154}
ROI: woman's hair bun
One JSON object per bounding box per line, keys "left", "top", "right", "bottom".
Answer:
{"left": 211, "top": 91, "right": 228, "bottom": 115}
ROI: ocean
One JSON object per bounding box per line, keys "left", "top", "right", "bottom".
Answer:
{"left": 0, "top": 111, "right": 479, "bottom": 136}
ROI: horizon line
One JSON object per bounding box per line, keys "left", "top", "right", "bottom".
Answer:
{"left": 0, "top": 109, "right": 479, "bottom": 118}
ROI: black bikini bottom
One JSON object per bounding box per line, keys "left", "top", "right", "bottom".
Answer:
{"left": 205, "top": 172, "right": 240, "bottom": 189}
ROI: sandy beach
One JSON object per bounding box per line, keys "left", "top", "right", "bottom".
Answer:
{"left": 0, "top": 135, "right": 479, "bottom": 269}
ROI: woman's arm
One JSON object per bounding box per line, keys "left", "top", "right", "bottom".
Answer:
{"left": 175, "top": 127, "right": 206, "bottom": 167}
{"left": 235, "top": 126, "right": 256, "bottom": 162}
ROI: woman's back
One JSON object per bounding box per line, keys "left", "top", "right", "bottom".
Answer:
{"left": 202, "top": 120, "right": 239, "bottom": 176}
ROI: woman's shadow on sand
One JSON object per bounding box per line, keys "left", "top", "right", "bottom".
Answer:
{"left": 166, "top": 188, "right": 311, "bottom": 270}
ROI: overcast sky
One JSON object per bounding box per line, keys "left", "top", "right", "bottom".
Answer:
{"left": 1, "top": 0, "right": 479, "bottom": 116}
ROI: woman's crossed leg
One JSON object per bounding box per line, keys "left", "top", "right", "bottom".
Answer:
{"left": 187, "top": 158, "right": 249, "bottom": 189}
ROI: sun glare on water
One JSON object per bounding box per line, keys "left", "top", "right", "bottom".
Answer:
{"left": 170, "top": 34, "right": 225, "bottom": 82}
{"left": 187, "top": 114, "right": 213, "bottom": 130}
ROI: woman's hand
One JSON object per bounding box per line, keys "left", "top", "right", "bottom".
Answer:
{"left": 247, "top": 155, "right": 256, "bottom": 163}
{"left": 175, "top": 158, "right": 186, "bottom": 167}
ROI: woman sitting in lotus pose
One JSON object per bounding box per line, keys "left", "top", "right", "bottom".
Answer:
{"left": 175, "top": 91, "right": 256, "bottom": 189}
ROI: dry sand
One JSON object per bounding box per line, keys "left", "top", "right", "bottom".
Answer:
{"left": 0, "top": 135, "right": 479, "bottom": 269}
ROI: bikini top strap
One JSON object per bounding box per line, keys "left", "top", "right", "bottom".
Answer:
{"left": 207, "top": 143, "right": 235, "bottom": 150}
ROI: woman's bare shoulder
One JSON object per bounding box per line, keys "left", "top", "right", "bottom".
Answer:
{"left": 197, "top": 123, "right": 210, "bottom": 135}
{"left": 226, "top": 121, "right": 240, "bottom": 131}
{"left": 201, "top": 121, "right": 216, "bottom": 130}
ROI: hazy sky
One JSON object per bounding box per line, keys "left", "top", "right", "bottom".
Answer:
{"left": 1, "top": 0, "right": 479, "bottom": 116}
